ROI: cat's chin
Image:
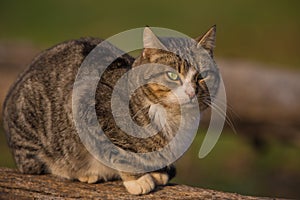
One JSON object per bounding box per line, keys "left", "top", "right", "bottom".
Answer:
{"left": 163, "top": 99, "right": 198, "bottom": 110}
{"left": 183, "top": 97, "right": 198, "bottom": 107}
{"left": 181, "top": 102, "right": 198, "bottom": 109}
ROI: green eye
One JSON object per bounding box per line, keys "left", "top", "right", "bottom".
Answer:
{"left": 167, "top": 71, "right": 179, "bottom": 81}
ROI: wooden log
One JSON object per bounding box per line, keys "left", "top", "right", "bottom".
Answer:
{"left": 0, "top": 168, "right": 276, "bottom": 200}
{"left": 218, "top": 59, "right": 300, "bottom": 148}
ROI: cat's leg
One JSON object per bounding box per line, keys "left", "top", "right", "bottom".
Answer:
{"left": 48, "top": 163, "right": 100, "bottom": 183}
{"left": 77, "top": 175, "right": 99, "bottom": 184}
{"left": 150, "top": 173, "right": 169, "bottom": 185}
{"left": 150, "top": 165, "right": 176, "bottom": 186}
{"left": 76, "top": 157, "right": 120, "bottom": 184}
{"left": 14, "top": 152, "right": 46, "bottom": 174}
{"left": 7, "top": 134, "right": 46, "bottom": 174}
{"left": 120, "top": 172, "right": 156, "bottom": 195}
{"left": 120, "top": 165, "right": 176, "bottom": 194}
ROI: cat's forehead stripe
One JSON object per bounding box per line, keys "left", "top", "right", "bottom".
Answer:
{"left": 185, "top": 68, "right": 197, "bottom": 81}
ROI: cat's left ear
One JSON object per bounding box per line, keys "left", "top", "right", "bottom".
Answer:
{"left": 196, "top": 25, "right": 216, "bottom": 57}
{"left": 142, "top": 27, "right": 168, "bottom": 58}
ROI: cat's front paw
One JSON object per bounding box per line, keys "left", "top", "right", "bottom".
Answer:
{"left": 78, "top": 175, "right": 99, "bottom": 184}
{"left": 123, "top": 174, "right": 155, "bottom": 195}
{"left": 150, "top": 172, "right": 169, "bottom": 185}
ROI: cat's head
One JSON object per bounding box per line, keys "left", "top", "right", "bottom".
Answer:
{"left": 132, "top": 26, "right": 219, "bottom": 111}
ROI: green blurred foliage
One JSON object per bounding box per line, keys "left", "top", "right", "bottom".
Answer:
{"left": 0, "top": 128, "right": 15, "bottom": 168}
{"left": 0, "top": 0, "right": 300, "bottom": 67}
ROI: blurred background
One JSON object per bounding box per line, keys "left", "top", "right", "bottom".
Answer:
{"left": 0, "top": 0, "right": 299, "bottom": 198}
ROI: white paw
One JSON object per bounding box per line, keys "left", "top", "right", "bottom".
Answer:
{"left": 123, "top": 174, "right": 155, "bottom": 195}
{"left": 78, "top": 175, "right": 99, "bottom": 184}
{"left": 151, "top": 172, "right": 169, "bottom": 185}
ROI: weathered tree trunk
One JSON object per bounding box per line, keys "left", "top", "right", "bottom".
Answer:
{"left": 0, "top": 168, "right": 277, "bottom": 200}
{"left": 217, "top": 59, "right": 300, "bottom": 149}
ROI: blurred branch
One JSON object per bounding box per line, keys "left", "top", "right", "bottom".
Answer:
{"left": 204, "top": 59, "right": 300, "bottom": 148}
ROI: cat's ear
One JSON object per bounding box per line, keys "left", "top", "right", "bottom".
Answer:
{"left": 196, "top": 25, "right": 216, "bottom": 57}
{"left": 142, "top": 27, "right": 168, "bottom": 58}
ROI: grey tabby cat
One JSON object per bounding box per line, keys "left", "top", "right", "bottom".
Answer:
{"left": 2, "top": 26, "right": 219, "bottom": 195}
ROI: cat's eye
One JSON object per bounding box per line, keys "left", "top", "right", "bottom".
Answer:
{"left": 166, "top": 71, "right": 180, "bottom": 81}
{"left": 197, "top": 71, "right": 209, "bottom": 80}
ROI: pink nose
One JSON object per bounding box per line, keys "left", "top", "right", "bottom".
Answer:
{"left": 185, "top": 90, "right": 195, "bottom": 99}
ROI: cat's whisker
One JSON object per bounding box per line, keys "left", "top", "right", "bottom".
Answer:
{"left": 203, "top": 100, "right": 225, "bottom": 119}
{"left": 209, "top": 97, "right": 240, "bottom": 131}
{"left": 210, "top": 97, "right": 237, "bottom": 118}
{"left": 134, "top": 97, "right": 237, "bottom": 134}
{"left": 197, "top": 96, "right": 239, "bottom": 129}
{"left": 204, "top": 100, "right": 237, "bottom": 134}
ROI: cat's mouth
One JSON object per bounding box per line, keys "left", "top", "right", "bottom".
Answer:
{"left": 181, "top": 101, "right": 198, "bottom": 108}
{"left": 166, "top": 97, "right": 198, "bottom": 108}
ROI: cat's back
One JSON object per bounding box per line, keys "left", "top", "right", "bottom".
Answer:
{"left": 3, "top": 37, "right": 103, "bottom": 122}
{"left": 11, "top": 37, "right": 103, "bottom": 91}
{"left": 2, "top": 38, "right": 102, "bottom": 147}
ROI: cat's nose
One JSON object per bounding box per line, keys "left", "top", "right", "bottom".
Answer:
{"left": 185, "top": 90, "right": 196, "bottom": 100}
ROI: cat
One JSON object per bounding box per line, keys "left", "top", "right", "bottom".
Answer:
{"left": 2, "top": 26, "right": 219, "bottom": 195}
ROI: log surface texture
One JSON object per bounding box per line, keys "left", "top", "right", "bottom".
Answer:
{"left": 0, "top": 168, "right": 278, "bottom": 200}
